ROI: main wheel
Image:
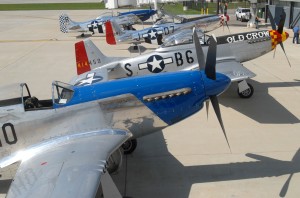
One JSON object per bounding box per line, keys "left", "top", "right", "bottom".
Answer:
{"left": 237, "top": 83, "right": 254, "bottom": 98}
{"left": 122, "top": 139, "right": 137, "bottom": 155}
{"left": 81, "top": 33, "right": 85, "bottom": 37}
{"left": 133, "top": 45, "right": 138, "bottom": 50}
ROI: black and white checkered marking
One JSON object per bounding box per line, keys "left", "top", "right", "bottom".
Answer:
{"left": 75, "top": 73, "right": 103, "bottom": 86}
{"left": 138, "top": 55, "right": 173, "bottom": 73}
{"left": 59, "top": 14, "right": 69, "bottom": 33}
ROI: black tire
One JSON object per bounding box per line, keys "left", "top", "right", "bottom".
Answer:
{"left": 237, "top": 83, "right": 254, "bottom": 98}
{"left": 81, "top": 33, "right": 85, "bottom": 37}
{"left": 122, "top": 139, "right": 137, "bottom": 155}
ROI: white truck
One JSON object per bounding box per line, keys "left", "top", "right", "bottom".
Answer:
{"left": 235, "top": 8, "right": 252, "bottom": 22}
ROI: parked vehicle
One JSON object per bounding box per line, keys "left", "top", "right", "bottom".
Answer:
{"left": 235, "top": 8, "right": 251, "bottom": 22}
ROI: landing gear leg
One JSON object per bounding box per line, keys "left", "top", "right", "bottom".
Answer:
{"left": 237, "top": 80, "right": 254, "bottom": 98}
{"left": 122, "top": 139, "right": 137, "bottom": 155}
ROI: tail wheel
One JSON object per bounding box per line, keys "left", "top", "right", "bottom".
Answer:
{"left": 122, "top": 139, "right": 137, "bottom": 155}
{"left": 237, "top": 83, "right": 254, "bottom": 98}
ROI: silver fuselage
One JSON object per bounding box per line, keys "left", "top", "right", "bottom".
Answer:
{"left": 92, "top": 30, "right": 272, "bottom": 80}
{"left": 117, "top": 15, "right": 221, "bottom": 44}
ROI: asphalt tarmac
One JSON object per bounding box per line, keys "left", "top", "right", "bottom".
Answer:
{"left": 0, "top": 10, "right": 300, "bottom": 198}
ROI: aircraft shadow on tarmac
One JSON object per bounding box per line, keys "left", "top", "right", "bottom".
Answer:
{"left": 221, "top": 79, "right": 300, "bottom": 124}
{"left": 0, "top": 179, "right": 12, "bottom": 194}
{"left": 75, "top": 34, "right": 106, "bottom": 39}
{"left": 127, "top": 46, "right": 157, "bottom": 54}
{"left": 118, "top": 131, "right": 300, "bottom": 198}
{"left": 1, "top": 132, "right": 299, "bottom": 196}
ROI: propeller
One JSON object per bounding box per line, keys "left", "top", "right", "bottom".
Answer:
{"left": 279, "top": 148, "right": 300, "bottom": 197}
{"left": 268, "top": 8, "right": 291, "bottom": 67}
{"left": 193, "top": 28, "right": 231, "bottom": 151}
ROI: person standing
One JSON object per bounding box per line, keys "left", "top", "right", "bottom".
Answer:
{"left": 293, "top": 25, "right": 299, "bottom": 44}
{"left": 255, "top": 16, "right": 259, "bottom": 29}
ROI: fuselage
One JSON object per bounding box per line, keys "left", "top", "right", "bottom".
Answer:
{"left": 116, "top": 15, "right": 221, "bottom": 45}
{"left": 60, "top": 14, "right": 140, "bottom": 34}
{"left": 119, "top": 9, "right": 157, "bottom": 21}
{"left": 0, "top": 71, "right": 230, "bottom": 160}
{"left": 95, "top": 29, "right": 288, "bottom": 81}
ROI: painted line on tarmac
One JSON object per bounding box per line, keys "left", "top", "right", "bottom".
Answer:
{"left": 0, "top": 38, "right": 104, "bottom": 43}
{"left": 0, "top": 39, "right": 62, "bottom": 43}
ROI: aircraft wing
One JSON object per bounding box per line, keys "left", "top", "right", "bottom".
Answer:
{"left": 5, "top": 129, "right": 130, "bottom": 198}
{"left": 216, "top": 60, "right": 256, "bottom": 82}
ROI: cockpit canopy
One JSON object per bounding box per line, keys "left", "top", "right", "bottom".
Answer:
{"left": 52, "top": 81, "right": 74, "bottom": 105}
{"left": 0, "top": 83, "right": 30, "bottom": 108}
{"left": 161, "top": 29, "right": 209, "bottom": 47}
{"left": 0, "top": 82, "right": 75, "bottom": 112}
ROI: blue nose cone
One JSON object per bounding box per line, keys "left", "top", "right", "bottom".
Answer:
{"left": 203, "top": 72, "right": 231, "bottom": 97}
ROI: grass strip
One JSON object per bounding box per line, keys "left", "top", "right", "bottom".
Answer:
{"left": 0, "top": 3, "right": 105, "bottom": 11}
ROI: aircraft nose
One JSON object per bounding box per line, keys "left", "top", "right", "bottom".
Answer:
{"left": 270, "top": 30, "right": 289, "bottom": 49}
{"left": 282, "top": 31, "right": 289, "bottom": 41}
{"left": 204, "top": 73, "right": 231, "bottom": 97}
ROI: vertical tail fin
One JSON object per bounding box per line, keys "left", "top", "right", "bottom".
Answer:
{"left": 105, "top": 20, "right": 117, "bottom": 45}
{"left": 75, "top": 39, "right": 110, "bottom": 75}
{"left": 105, "top": 19, "right": 125, "bottom": 45}
{"left": 59, "top": 13, "right": 70, "bottom": 33}
{"left": 59, "top": 13, "right": 79, "bottom": 33}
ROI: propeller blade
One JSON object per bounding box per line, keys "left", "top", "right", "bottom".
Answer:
{"left": 268, "top": 8, "right": 276, "bottom": 30}
{"left": 279, "top": 42, "right": 291, "bottom": 67}
{"left": 193, "top": 27, "right": 205, "bottom": 70}
{"left": 205, "top": 35, "right": 217, "bottom": 80}
{"left": 279, "top": 173, "right": 294, "bottom": 197}
{"left": 273, "top": 45, "right": 277, "bottom": 59}
{"left": 205, "top": 100, "right": 209, "bottom": 120}
{"left": 277, "top": 11, "right": 286, "bottom": 34}
{"left": 210, "top": 95, "right": 231, "bottom": 150}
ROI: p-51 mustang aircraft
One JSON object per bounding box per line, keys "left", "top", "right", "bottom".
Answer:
{"left": 74, "top": 10, "right": 289, "bottom": 99}
{"left": 105, "top": 14, "right": 229, "bottom": 46}
{"left": 59, "top": 8, "right": 158, "bottom": 37}
{"left": 59, "top": 13, "right": 140, "bottom": 37}
{"left": 0, "top": 35, "right": 231, "bottom": 197}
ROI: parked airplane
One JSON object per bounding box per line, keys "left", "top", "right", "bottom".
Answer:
{"left": 59, "top": 8, "right": 159, "bottom": 37}
{"left": 74, "top": 10, "right": 289, "bottom": 99}
{"left": 118, "top": 8, "right": 158, "bottom": 22}
{"left": 105, "top": 14, "right": 228, "bottom": 46}
{"left": 0, "top": 35, "right": 231, "bottom": 197}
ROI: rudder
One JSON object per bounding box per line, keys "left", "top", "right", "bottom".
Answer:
{"left": 105, "top": 20, "right": 117, "bottom": 45}
{"left": 59, "top": 13, "right": 70, "bottom": 33}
